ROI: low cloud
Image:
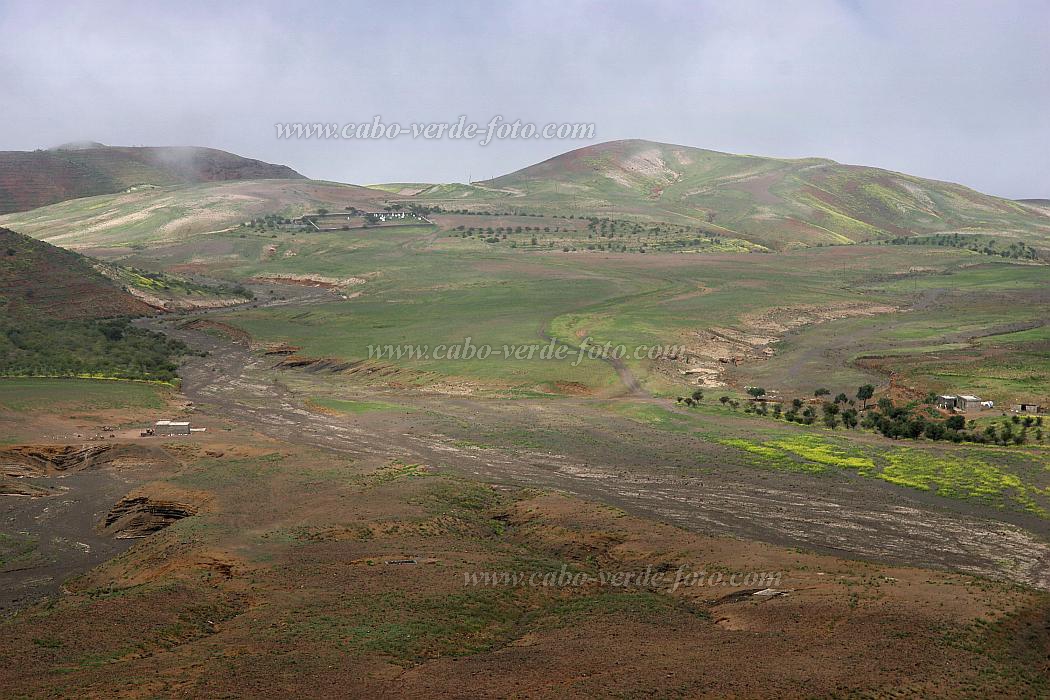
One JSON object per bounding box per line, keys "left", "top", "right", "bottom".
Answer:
{"left": 0, "top": 0, "right": 1046, "bottom": 197}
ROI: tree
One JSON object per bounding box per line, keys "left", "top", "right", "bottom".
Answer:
{"left": 856, "top": 384, "right": 875, "bottom": 409}
{"left": 834, "top": 392, "right": 849, "bottom": 404}
{"left": 719, "top": 396, "right": 730, "bottom": 405}
{"left": 841, "top": 408, "right": 858, "bottom": 429}
{"left": 691, "top": 389, "right": 704, "bottom": 402}
{"left": 814, "top": 388, "right": 830, "bottom": 397}
{"left": 747, "top": 387, "right": 766, "bottom": 398}
{"left": 945, "top": 415, "right": 965, "bottom": 431}
{"left": 924, "top": 422, "right": 946, "bottom": 440}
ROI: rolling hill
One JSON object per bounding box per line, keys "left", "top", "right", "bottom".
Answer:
{"left": 0, "top": 227, "right": 153, "bottom": 319}
{"left": 0, "top": 227, "right": 196, "bottom": 381}
{"left": 401, "top": 140, "right": 1050, "bottom": 251}
{"left": 0, "top": 143, "right": 305, "bottom": 215}
{"left": 0, "top": 179, "right": 388, "bottom": 249}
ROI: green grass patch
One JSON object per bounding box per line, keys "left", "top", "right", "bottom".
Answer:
{"left": 770, "top": 435, "right": 876, "bottom": 472}
{"left": 716, "top": 434, "right": 873, "bottom": 474}
{"left": 309, "top": 397, "right": 404, "bottom": 414}
{"left": 0, "top": 377, "right": 167, "bottom": 412}
{"left": 878, "top": 448, "right": 1047, "bottom": 515}
{"left": 717, "top": 432, "right": 1048, "bottom": 516}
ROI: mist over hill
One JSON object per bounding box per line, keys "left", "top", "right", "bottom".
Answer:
{"left": 0, "top": 145, "right": 304, "bottom": 214}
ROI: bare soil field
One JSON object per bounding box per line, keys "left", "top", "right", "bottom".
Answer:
{"left": 141, "top": 314, "right": 1050, "bottom": 590}
{"left": 1, "top": 416, "right": 1047, "bottom": 696}
{"left": 2, "top": 264, "right": 1047, "bottom": 697}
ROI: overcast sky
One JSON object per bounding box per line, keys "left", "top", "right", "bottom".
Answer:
{"left": 1, "top": 0, "right": 1047, "bottom": 197}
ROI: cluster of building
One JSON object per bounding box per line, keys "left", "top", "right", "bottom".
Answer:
{"left": 936, "top": 394, "right": 1044, "bottom": 414}
{"left": 289, "top": 210, "right": 432, "bottom": 231}
{"left": 935, "top": 394, "right": 993, "bottom": 412}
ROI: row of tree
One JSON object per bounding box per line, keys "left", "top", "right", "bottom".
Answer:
{"left": 676, "top": 383, "right": 1043, "bottom": 445}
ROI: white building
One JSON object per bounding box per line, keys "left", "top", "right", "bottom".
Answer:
{"left": 155, "top": 420, "right": 191, "bottom": 436}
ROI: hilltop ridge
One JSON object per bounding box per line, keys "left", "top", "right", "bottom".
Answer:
{"left": 398, "top": 139, "right": 1050, "bottom": 250}
{"left": 0, "top": 145, "right": 304, "bottom": 214}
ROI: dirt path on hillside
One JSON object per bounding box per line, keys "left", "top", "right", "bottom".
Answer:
{"left": 536, "top": 318, "right": 645, "bottom": 397}
{"left": 141, "top": 307, "right": 1050, "bottom": 591}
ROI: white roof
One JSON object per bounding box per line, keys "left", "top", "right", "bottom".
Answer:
{"left": 937, "top": 395, "right": 958, "bottom": 400}
{"left": 155, "top": 420, "right": 190, "bottom": 426}
{"left": 959, "top": 395, "right": 981, "bottom": 401}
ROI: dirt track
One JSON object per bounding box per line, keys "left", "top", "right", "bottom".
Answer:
{"left": 142, "top": 300, "right": 1050, "bottom": 590}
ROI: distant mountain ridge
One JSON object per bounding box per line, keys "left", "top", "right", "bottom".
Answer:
{"left": 0, "top": 145, "right": 304, "bottom": 214}
{"left": 444, "top": 139, "right": 1050, "bottom": 250}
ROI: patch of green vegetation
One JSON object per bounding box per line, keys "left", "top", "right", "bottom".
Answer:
{"left": 0, "top": 532, "right": 39, "bottom": 568}
{"left": 172, "top": 454, "right": 285, "bottom": 490}
{"left": 608, "top": 402, "right": 691, "bottom": 431}
{"left": 533, "top": 589, "right": 704, "bottom": 628}
{"left": 106, "top": 264, "right": 254, "bottom": 300}
{"left": 283, "top": 584, "right": 699, "bottom": 665}
{"left": 717, "top": 431, "right": 1048, "bottom": 516}
{"left": 0, "top": 377, "right": 167, "bottom": 412}
{"left": 878, "top": 448, "right": 1047, "bottom": 515}
{"left": 31, "top": 637, "right": 64, "bottom": 649}
{"left": 284, "top": 589, "right": 524, "bottom": 663}
{"left": 936, "top": 607, "right": 1050, "bottom": 696}
{"left": 425, "top": 479, "right": 503, "bottom": 514}
{"left": 716, "top": 434, "right": 873, "bottom": 474}
{"left": 0, "top": 316, "right": 187, "bottom": 382}
{"left": 885, "top": 232, "right": 1040, "bottom": 260}
{"left": 719, "top": 437, "right": 802, "bottom": 462}
{"left": 309, "top": 397, "right": 404, "bottom": 414}
{"left": 355, "top": 461, "right": 432, "bottom": 489}
{"left": 450, "top": 438, "right": 492, "bottom": 449}
{"left": 770, "top": 434, "right": 875, "bottom": 472}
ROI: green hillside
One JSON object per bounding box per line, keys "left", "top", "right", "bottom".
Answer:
{"left": 0, "top": 179, "right": 389, "bottom": 249}
{"left": 0, "top": 227, "right": 153, "bottom": 319}
{"left": 0, "top": 228, "right": 190, "bottom": 381}
{"left": 399, "top": 140, "right": 1050, "bottom": 251}
{"left": 0, "top": 144, "right": 305, "bottom": 214}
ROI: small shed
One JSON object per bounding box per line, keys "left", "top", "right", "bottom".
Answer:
{"left": 1012, "top": 403, "right": 1043, "bottom": 414}
{"left": 957, "top": 395, "right": 985, "bottom": 411}
{"left": 936, "top": 395, "right": 958, "bottom": 410}
{"left": 155, "top": 420, "right": 191, "bottom": 436}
